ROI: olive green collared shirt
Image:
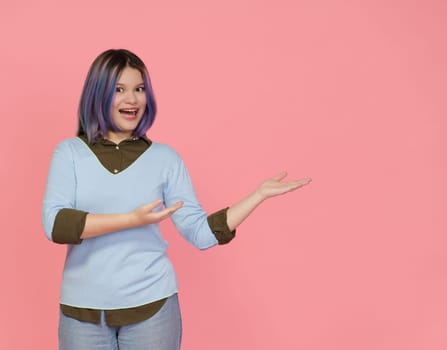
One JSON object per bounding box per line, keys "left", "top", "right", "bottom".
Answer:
{"left": 54, "top": 135, "right": 235, "bottom": 326}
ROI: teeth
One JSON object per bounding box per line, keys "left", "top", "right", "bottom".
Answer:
{"left": 120, "top": 109, "right": 138, "bottom": 115}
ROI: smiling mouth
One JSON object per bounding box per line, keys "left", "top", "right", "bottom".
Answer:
{"left": 119, "top": 109, "right": 138, "bottom": 116}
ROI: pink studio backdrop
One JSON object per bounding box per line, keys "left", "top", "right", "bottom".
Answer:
{"left": 1, "top": 0, "right": 445, "bottom": 349}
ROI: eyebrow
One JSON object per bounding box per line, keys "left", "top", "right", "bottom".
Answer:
{"left": 116, "top": 82, "right": 145, "bottom": 86}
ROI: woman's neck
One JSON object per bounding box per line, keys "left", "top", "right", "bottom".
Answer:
{"left": 105, "top": 131, "right": 133, "bottom": 144}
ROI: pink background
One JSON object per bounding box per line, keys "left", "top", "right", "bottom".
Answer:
{"left": 1, "top": 0, "right": 446, "bottom": 349}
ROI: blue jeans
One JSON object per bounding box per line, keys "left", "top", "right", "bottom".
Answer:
{"left": 58, "top": 294, "right": 182, "bottom": 350}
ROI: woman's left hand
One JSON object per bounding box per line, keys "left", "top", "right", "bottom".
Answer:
{"left": 255, "top": 171, "right": 311, "bottom": 201}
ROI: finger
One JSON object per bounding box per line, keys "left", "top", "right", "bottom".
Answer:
{"left": 155, "top": 209, "right": 174, "bottom": 220}
{"left": 296, "top": 177, "right": 312, "bottom": 186}
{"left": 277, "top": 178, "right": 311, "bottom": 188}
{"left": 271, "top": 171, "right": 288, "bottom": 182}
{"left": 167, "top": 201, "right": 183, "bottom": 213}
{"left": 288, "top": 178, "right": 312, "bottom": 189}
{"left": 143, "top": 199, "right": 163, "bottom": 211}
{"left": 156, "top": 202, "right": 183, "bottom": 219}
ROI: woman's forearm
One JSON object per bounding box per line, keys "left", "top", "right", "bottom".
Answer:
{"left": 225, "top": 172, "right": 311, "bottom": 231}
{"left": 226, "top": 191, "right": 265, "bottom": 231}
{"left": 80, "top": 199, "right": 183, "bottom": 239}
{"left": 81, "top": 212, "right": 136, "bottom": 239}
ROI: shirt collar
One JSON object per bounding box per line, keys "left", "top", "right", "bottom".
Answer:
{"left": 79, "top": 134, "right": 151, "bottom": 146}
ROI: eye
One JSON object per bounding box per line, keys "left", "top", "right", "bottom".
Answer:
{"left": 115, "top": 87, "right": 124, "bottom": 93}
{"left": 136, "top": 86, "right": 146, "bottom": 92}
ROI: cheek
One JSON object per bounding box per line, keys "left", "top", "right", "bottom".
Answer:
{"left": 139, "top": 96, "right": 147, "bottom": 106}
{"left": 112, "top": 95, "right": 123, "bottom": 108}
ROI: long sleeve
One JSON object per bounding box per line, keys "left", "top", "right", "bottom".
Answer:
{"left": 207, "top": 207, "right": 235, "bottom": 244}
{"left": 42, "top": 140, "right": 88, "bottom": 244}
{"left": 162, "top": 151, "right": 219, "bottom": 250}
{"left": 52, "top": 208, "right": 88, "bottom": 244}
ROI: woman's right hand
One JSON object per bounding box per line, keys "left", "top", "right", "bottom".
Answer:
{"left": 130, "top": 199, "right": 184, "bottom": 226}
{"left": 80, "top": 200, "right": 183, "bottom": 240}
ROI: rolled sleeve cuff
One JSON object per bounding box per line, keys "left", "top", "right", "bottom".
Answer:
{"left": 52, "top": 208, "right": 88, "bottom": 244}
{"left": 207, "top": 207, "right": 236, "bottom": 245}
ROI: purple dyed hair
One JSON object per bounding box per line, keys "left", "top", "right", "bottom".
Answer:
{"left": 77, "top": 49, "right": 157, "bottom": 143}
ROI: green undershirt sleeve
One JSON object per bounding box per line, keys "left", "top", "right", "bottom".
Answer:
{"left": 52, "top": 208, "right": 88, "bottom": 244}
{"left": 207, "top": 207, "right": 236, "bottom": 245}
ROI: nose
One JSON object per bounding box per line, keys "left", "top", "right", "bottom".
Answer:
{"left": 125, "top": 91, "right": 137, "bottom": 104}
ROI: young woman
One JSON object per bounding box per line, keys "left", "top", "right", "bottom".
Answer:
{"left": 42, "top": 48, "right": 311, "bottom": 350}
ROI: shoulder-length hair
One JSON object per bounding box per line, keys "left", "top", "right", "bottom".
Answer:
{"left": 77, "top": 49, "right": 157, "bottom": 143}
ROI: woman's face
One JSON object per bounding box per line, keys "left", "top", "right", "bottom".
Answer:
{"left": 107, "top": 66, "right": 147, "bottom": 143}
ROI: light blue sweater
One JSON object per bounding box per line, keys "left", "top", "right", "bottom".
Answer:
{"left": 42, "top": 137, "right": 218, "bottom": 309}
